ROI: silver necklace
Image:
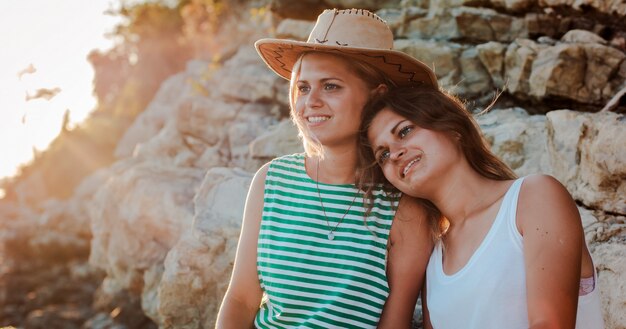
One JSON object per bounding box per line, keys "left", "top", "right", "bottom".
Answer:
{"left": 315, "top": 158, "right": 358, "bottom": 240}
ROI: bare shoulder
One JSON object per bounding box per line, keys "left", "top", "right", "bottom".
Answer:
{"left": 517, "top": 174, "right": 580, "bottom": 235}
{"left": 241, "top": 161, "right": 272, "bottom": 227}
{"left": 396, "top": 194, "right": 427, "bottom": 220}
{"left": 521, "top": 174, "right": 569, "bottom": 194}
{"left": 519, "top": 174, "right": 575, "bottom": 209}
{"left": 390, "top": 194, "right": 433, "bottom": 245}
{"left": 395, "top": 194, "right": 429, "bottom": 224}
{"left": 252, "top": 161, "right": 272, "bottom": 183}
{"left": 246, "top": 161, "right": 272, "bottom": 194}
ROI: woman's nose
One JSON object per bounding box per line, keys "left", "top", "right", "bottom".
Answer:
{"left": 305, "top": 88, "right": 323, "bottom": 108}
{"left": 390, "top": 148, "right": 405, "bottom": 160}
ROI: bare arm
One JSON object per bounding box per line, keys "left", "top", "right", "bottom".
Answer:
{"left": 215, "top": 163, "right": 270, "bottom": 329}
{"left": 421, "top": 277, "right": 433, "bottom": 329}
{"left": 519, "top": 175, "right": 582, "bottom": 329}
{"left": 378, "top": 195, "right": 434, "bottom": 329}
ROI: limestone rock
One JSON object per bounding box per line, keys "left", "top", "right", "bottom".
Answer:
{"left": 578, "top": 207, "right": 603, "bottom": 243}
{"left": 131, "top": 121, "right": 198, "bottom": 168}
{"left": 0, "top": 200, "right": 89, "bottom": 266}
{"left": 428, "top": 0, "right": 475, "bottom": 14}
{"left": 0, "top": 169, "right": 108, "bottom": 267}
{"left": 517, "top": 40, "right": 625, "bottom": 105}
{"left": 115, "top": 69, "right": 197, "bottom": 159}
{"left": 489, "top": 0, "right": 534, "bottom": 11}
{"left": 325, "top": 0, "right": 401, "bottom": 11}
{"left": 505, "top": 39, "right": 546, "bottom": 98}
{"left": 176, "top": 97, "right": 242, "bottom": 146}
{"left": 538, "top": 0, "right": 626, "bottom": 17}
{"left": 406, "top": 11, "right": 460, "bottom": 40}
{"left": 593, "top": 242, "right": 626, "bottom": 328}
{"left": 157, "top": 168, "right": 253, "bottom": 328}
{"left": 250, "top": 119, "right": 304, "bottom": 159}
{"left": 394, "top": 39, "right": 462, "bottom": 86}
{"left": 452, "top": 6, "right": 528, "bottom": 42}
{"left": 561, "top": 29, "right": 608, "bottom": 45}
{"left": 581, "top": 44, "right": 626, "bottom": 103}
{"left": 376, "top": 7, "right": 429, "bottom": 33}
{"left": 524, "top": 12, "right": 569, "bottom": 39}
{"left": 529, "top": 43, "right": 587, "bottom": 101}
{"left": 269, "top": 0, "right": 329, "bottom": 20}
{"left": 88, "top": 161, "right": 205, "bottom": 292}
{"left": 546, "top": 110, "right": 626, "bottom": 214}
{"left": 477, "top": 107, "right": 551, "bottom": 176}
{"left": 459, "top": 47, "right": 493, "bottom": 95}
{"left": 228, "top": 103, "right": 280, "bottom": 171}
{"left": 194, "top": 143, "right": 230, "bottom": 170}
{"left": 216, "top": 47, "right": 289, "bottom": 105}
{"left": 476, "top": 41, "right": 507, "bottom": 88}
{"left": 141, "top": 263, "right": 164, "bottom": 326}
{"left": 275, "top": 19, "right": 314, "bottom": 40}
{"left": 0, "top": 200, "right": 36, "bottom": 223}
{"left": 10, "top": 170, "right": 49, "bottom": 206}
{"left": 270, "top": 0, "right": 414, "bottom": 21}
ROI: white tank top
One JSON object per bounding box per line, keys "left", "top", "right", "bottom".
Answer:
{"left": 425, "top": 177, "right": 604, "bottom": 329}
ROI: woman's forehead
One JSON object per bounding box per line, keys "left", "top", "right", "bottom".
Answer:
{"left": 368, "top": 109, "right": 400, "bottom": 140}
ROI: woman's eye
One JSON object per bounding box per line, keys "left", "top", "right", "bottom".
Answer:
{"left": 297, "top": 85, "right": 310, "bottom": 94}
{"left": 398, "top": 125, "right": 413, "bottom": 138}
{"left": 377, "top": 150, "right": 390, "bottom": 164}
{"left": 324, "top": 83, "right": 340, "bottom": 91}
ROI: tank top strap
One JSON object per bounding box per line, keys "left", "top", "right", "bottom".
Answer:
{"left": 501, "top": 176, "right": 526, "bottom": 245}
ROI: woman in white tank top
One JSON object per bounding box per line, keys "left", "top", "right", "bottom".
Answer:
{"left": 358, "top": 86, "right": 604, "bottom": 329}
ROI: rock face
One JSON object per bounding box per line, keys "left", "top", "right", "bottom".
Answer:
{"left": 546, "top": 110, "right": 626, "bottom": 214}
{"left": 88, "top": 160, "right": 205, "bottom": 292}
{"left": 593, "top": 242, "right": 626, "bottom": 328}
{"left": 1, "top": 0, "right": 625, "bottom": 328}
{"left": 155, "top": 168, "right": 252, "bottom": 328}
{"left": 476, "top": 108, "right": 551, "bottom": 176}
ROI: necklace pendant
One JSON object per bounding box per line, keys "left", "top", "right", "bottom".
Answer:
{"left": 328, "top": 232, "right": 335, "bottom": 240}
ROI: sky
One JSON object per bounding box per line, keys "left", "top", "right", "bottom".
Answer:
{"left": 0, "top": 0, "right": 122, "bottom": 195}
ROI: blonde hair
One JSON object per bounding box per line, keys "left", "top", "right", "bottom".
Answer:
{"left": 289, "top": 52, "right": 396, "bottom": 157}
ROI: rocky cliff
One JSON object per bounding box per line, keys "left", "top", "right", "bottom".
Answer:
{"left": 0, "top": 0, "right": 624, "bottom": 328}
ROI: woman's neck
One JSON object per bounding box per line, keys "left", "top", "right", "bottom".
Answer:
{"left": 307, "top": 146, "right": 358, "bottom": 185}
{"left": 430, "top": 168, "right": 506, "bottom": 226}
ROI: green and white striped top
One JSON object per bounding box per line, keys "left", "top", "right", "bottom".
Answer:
{"left": 255, "top": 153, "right": 400, "bottom": 328}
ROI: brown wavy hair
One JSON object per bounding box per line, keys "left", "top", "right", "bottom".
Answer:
{"left": 356, "top": 86, "right": 517, "bottom": 240}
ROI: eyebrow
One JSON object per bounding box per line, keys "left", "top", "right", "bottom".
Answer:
{"left": 372, "top": 119, "right": 408, "bottom": 154}
{"left": 390, "top": 120, "right": 408, "bottom": 135}
{"left": 297, "top": 77, "right": 344, "bottom": 84}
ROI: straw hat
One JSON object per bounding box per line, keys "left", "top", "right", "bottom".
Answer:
{"left": 255, "top": 8, "right": 438, "bottom": 88}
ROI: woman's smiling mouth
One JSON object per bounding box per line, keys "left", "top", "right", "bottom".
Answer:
{"left": 307, "top": 116, "right": 330, "bottom": 123}
{"left": 402, "top": 155, "right": 422, "bottom": 177}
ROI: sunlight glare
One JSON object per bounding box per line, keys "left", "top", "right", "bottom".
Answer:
{"left": 0, "top": 0, "right": 120, "bottom": 180}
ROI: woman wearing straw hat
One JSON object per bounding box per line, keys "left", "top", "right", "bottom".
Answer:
{"left": 216, "top": 8, "right": 438, "bottom": 329}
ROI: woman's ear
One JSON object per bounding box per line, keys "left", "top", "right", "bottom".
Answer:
{"left": 452, "top": 132, "right": 463, "bottom": 150}
{"left": 371, "top": 84, "right": 388, "bottom": 97}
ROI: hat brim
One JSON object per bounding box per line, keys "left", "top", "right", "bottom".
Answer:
{"left": 255, "top": 38, "right": 438, "bottom": 89}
